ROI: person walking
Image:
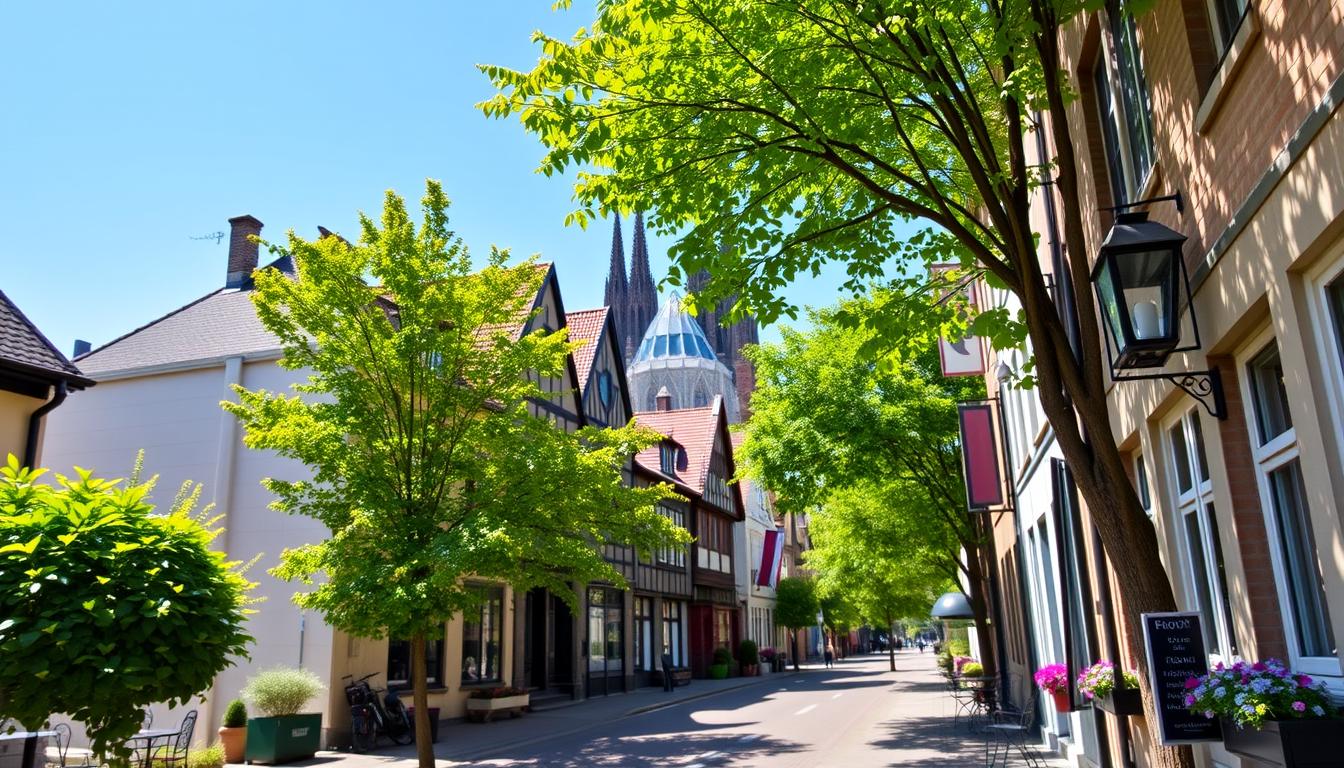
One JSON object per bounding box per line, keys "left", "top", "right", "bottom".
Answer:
{"left": 824, "top": 640, "right": 835, "bottom": 669}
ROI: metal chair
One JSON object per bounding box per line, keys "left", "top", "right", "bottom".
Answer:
{"left": 147, "top": 711, "right": 195, "bottom": 768}
{"left": 984, "top": 677, "right": 1046, "bottom": 767}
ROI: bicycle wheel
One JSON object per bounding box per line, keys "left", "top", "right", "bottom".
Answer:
{"left": 351, "top": 708, "right": 376, "bottom": 753}
{"left": 384, "top": 697, "right": 415, "bottom": 746}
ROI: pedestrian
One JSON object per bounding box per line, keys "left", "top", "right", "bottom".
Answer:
{"left": 661, "top": 652, "right": 675, "bottom": 693}
{"left": 918, "top": 639, "right": 925, "bottom": 653}
{"left": 824, "top": 641, "right": 835, "bottom": 669}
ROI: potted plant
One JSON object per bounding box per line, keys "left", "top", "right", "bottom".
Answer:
{"left": 1078, "top": 660, "right": 1142, "bottom": 717}
{"left": 961, "top": 661, "right": 984, "bottom": 677}
{"left": 465, "top": 686, "right": 530, "bottom": 723}
{"left": 738, "top": 640, "right": 760, "bottom": 677}
{"left": 759, "top": 647, "right": 776, "bottom": 676}
{"left": 241, "top": 667, "right": 325, "bottom": 764}
{"left": 1184, "top": 658, "right": 1341, "bottom": 767}
{"left": 952, "top": 656, "right": 978, "bottom": 676}
{"left": 218, "top": 698, "right": 248, "bottom": 763}
{"left": 710, "top": 647, "right": 732, "bottom": 679}
{"left": 1034, "top": 663, "right": 1072, "bottom": 713}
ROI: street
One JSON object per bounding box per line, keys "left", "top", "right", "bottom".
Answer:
{"left": 442, "top": 653, "right": 1008, "bottom": 767}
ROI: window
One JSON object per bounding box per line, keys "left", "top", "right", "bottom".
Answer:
{"left": 659, "top": 442, "right": 677, "bottom": 476}
{"left": 1167, "top": 409, "right": 1238, "bottom": 661}
{"left": 1206, "top": 0, "right": 1248, "bottom": 55}
{"left": 1134, "top": 453, "right": 1152, "bottom": 516}
{"left": 1242, "top": 340, "right": 1338, "bottom": 671}
{"left": 387, "top": 635, "right": 444, "bottom": 690}
{"left": 1094, "top": 1, "right": 1156, "bottom": 205}
{"left": 662, "top": 601, "right": 685, "bottom": 666}
{"left": 656, "top": 504, "right": 686, "bottom": 567}
{"left": 635, "top": 597, "right": 653, "bottom": 671}
{"left": 462, "top": 583, "right": 504, "bottom": 684}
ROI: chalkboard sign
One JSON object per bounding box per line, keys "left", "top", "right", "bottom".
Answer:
{"left": 1141, "top": 611, "right": 1222, "bottom": 745}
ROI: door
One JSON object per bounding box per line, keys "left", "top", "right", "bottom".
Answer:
{"left": 586, "top": 587, "right": 624, "bottom": 696}
{"left": 548, "top": 593, "right": 573, "bottom": 690}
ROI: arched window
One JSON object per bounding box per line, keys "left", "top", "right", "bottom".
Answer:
{"left": 693, "top": 384, "right": 709, "bottom": 408}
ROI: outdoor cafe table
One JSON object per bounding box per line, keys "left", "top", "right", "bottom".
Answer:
{"left": 0, "top": 730, "right": 56, "bottom": 768}
{"left": 125, "top": 729, "right": 177, "bottom": 768}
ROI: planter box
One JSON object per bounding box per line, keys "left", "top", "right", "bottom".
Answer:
{"left": 245, "top": 713, "right": 322, "bottom": 765}
{"left": 654, "top": 668, "right": 692, "bottom": 687}
{"left": 709, "top": 664, "right": 729, "bottom": 679}
{"left": 1221, "top": 717, "right": 1344, "bottom": 767}
{"left": 1095, "top": 688, "right": 1143, "bottom": 717}
{"left": 466, "top": 694, "right": 529, "bottom": 723}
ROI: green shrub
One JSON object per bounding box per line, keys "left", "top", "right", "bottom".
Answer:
{"left": 221, "top": 699, "right": 247, "bottom": 728}
{"left": 936, "top": 649, "right": 954, "bottom": 673}
{"left": 241, "top": 667, "right": 324, "bottom": 717}
{"left": 738, "top": 639, "right": 759, "bottom": 666}
{"left": 961, "top": 662, "right": 984, "bottom": 677}
{"left": 187, "top": 743, "right": 225, "bottom": 768}
{"left": 946, "top": 638, "right": 970, "bottom": 657}
{"left": 712, "top": 646, "right": 733, "bottom": 666}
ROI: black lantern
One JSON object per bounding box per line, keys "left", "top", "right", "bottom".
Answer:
{"left": 1090, "top": 211, "right": 1187, "bottom": 369}
{"left": 1089, "top": 195, "right": 1226, "bottom": 419}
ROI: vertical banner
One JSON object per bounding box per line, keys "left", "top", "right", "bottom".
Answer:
{"left": 757, "top": 528, "right": 784, "bottom": 588}
{"left": 1141, "top": 612, "right": 1222, "bottom": 745}
{"left": 931, "top": 264, "right": 986, "bottom": 377}
{"left": 958, "top": 402, "right": 1004, "bottom": 510}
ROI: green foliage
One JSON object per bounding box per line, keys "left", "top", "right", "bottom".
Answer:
{"left": 937, "top": 649, "right": 955, "bottom": 674}
{"left": 241, "top": 667, "right": 324, "bottom": 717}
{"left": 962, "top": 662, "right": 985, "bottom": 677}
{"left": 946, "top": 632, "right": 971, "bottom": 658}
{"left": 712, "top": 647, "right": 733, "bottom": 666}
{"left": 186, "top": 744, "right": 225, "bottom": 768}
{"left": 226, "top": 181, "right": 687, "bottom": 644}
{"left": 738, "top": 639, "right": 759, "bottom": 666}
{"left": 774, "top": 577, "right": 820, "bottom": 631}
{"left": 221, "top": 699, "right": 247, "bottom": 728}
{"left": 0, "top": 456, "right": 252, "bottom": 760}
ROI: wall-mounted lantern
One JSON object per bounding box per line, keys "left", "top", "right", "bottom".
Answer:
{"left": 931, "top": 591, "right": 975, "bottom": 620}
{"left": 1089, "top": 193, "right": 1226, "bottom": 419}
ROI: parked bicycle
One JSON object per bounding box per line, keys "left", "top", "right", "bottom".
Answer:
{"left": 342, "top": 673, "right": 413, "bottom": 752}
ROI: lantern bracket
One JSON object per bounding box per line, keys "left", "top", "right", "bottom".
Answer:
{"left": 1110, "top": 368, "right": 1227, "bottom": 419}
{"left": 1100, "top": 191, "right": 1185, "bottom": 215}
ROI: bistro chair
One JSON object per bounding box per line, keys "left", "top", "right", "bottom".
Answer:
{"left": 44, "top": 722, "right": 94, "bottom": 768}
{"left": 147, "top": 711, "right": 195, "bottom": 768}
{"left": 983, "top": 676, "right": 1045, "bottom": 767}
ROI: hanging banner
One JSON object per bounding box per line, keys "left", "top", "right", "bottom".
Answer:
{"left": 1141, "top": 612, "right": 1222, "bottom": 745}
{"left": 931, "top": 264, "right": 986, "bottom": 377}
{"left": 958, "top": 402, "right": 1004, "bottom": 509}
{"left": 757, "top": 528, "right": 784, "bottom": 588}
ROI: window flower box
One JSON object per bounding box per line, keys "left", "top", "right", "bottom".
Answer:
{"left": 465, "top": 688, "right": 529, "bottom": 723}
{"left": 1220, "top": 717, "right": 1344, "bottom": 767}
{"left": 1095, "top": 688, "right": 1143, "bottom": 717}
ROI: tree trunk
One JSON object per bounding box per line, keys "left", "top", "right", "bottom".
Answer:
{"left": 886, "top": 610, "right": 896, "bottom": 671}
{"left": 791, "top": 630, "right": 800, "bottom": 671}
{"left": 964, "top": 543, "right": 996, "bottom": 680}
{"left": 411, "top": 634, "right": 433, "bottom": 768}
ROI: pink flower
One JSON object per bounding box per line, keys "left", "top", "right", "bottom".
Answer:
{"left": 1251, "top": 661, "right": 1267, "bottom": 672}
{"left": 1292, "top": 701, "right": 1307, "bottom": 712}
{"left": 1184, "top": 677, "right": 1200, "bottom": 689}
{"left": 1296, "top": 674, "right": 1313, "bottom": 687}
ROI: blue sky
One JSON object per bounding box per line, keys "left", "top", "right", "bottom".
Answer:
{"left": 0, "top": 2, "right": 876, "bottom": 357}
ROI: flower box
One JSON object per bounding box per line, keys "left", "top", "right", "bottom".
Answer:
{"left": 465, "top": 694, "right": 529, "bottom": 723}
{"left": 244, "top": 714, "right": 322, "bottom": 764}
{"left": 1095, "top": 688, "right": 1143, "bottom": 717}
{"left": 1220, "top": 717, "right": 1344, "bottom": 767}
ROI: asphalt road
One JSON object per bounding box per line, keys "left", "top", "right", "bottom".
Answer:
{"left": 446, "top": 652, "right": 998, "bottom": 767}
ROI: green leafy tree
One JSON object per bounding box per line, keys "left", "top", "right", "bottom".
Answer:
{"left": 225, "top": 182, "right": 687, "bottom": 768}
{"left": 738, "top": 304, "right": 995, "bottom": 674}
{"left": 0, "top": 456, "right": 253, "bottom": 762}
{"left": 485, "top": 4, "right": 1191, "bottom": 763}
{"left": 807, "top": 482, "right": 953, "bottom": 671}
{"left": 773, "top": 576, "right": 820, "bottom": 671}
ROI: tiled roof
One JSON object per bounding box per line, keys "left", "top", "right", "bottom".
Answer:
{"left": 0, "top": 288, "right": 92, "bottom": 386}
{"left": 566, "top": 307, "right": 609, "bottom": 388}
{"left": 77, "top": 255, "right": 296, "bottom": 376}
{"left": 473, "top": 262, "right": 553, "bottom": 345}
{"left": 633, "top": 399, "right": 720, "bottom": 494}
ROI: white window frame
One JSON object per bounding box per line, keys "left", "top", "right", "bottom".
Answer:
{"left": 1163, "top": 407, "right": 1237, "bottom": 664}
{"left": 1237, "top": 329, "right": 1341, "bottom": 678}
{"left": 1095, "top": 4, "right": 1157, "bottom": 205}
{"left": 1205, "top": 0, "right": 1248, "bottom": 56}
{"left": 1306, "top": 249, "right": 1344, "bottom": 470}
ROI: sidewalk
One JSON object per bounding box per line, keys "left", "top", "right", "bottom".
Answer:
{"left": 308, "top": 666, "right": 808, "bottom": 766}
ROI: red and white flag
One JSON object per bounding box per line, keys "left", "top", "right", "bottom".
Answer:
{"left": 757, "top": 528, "right": 784, "bottom": 588}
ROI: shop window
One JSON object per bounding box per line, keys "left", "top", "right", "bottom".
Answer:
{"left": 1166, "top": 408, "right": 1238, "bottom": 661}
{"left": 1092, "top": 2, "right": 1156, "bottom": 206}
{"left": 635, "top": 598, "right": 653, "bottom": 671}
{"left": 662, "top": 601, "right": 684, "bottom": 666}
{"left": 387, "top": 636, "right": 444, "bottom": 690}
{"left": 1242, "top": 340, "right": 1338, "bottom": 672}
{"left": 462, "top": 583, "right": 504, "bottom": 684}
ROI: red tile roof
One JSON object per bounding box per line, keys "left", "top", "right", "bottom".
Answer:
{"left": 633, "top": 400, "right": 720, "bottom": 495}
{"left": 565, "top": 307, "right": 609, "bottom": 388}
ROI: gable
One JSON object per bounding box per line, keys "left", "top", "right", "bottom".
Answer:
{"left": 522, "top": 266, "right": 584, "bottom": 433}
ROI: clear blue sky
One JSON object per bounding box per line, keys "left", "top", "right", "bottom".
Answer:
{"left": 1, "top": 2, "right": 875, "bottom": 356}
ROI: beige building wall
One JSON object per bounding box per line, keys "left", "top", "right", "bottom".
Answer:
{"left": 0, "top": 389, "right": 42, "bottom": 463}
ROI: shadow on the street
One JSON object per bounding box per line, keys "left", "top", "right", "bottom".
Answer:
{"left": 868, "top": 712, "right": 987, "bottom": 767}
{"left": 453, "top": 730, "right": 803, "bottom": 767}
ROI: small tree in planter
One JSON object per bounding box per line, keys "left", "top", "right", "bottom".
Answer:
{"left": 738, "top": 640, "right": 760, "bottom": 676}
{"left": 217, "top": 699, "right": 247, "bottom": 763}
{"left": 710, "top": 647, "right": 732, "bottom": 679}
{"left": 1184, "top": 659, "right": 1340, "bottom": 767}
{"left": 241, "top": 667, "right": 325, "bottom": 764}
{"left": 758, "top": 647, "right": 776, "bottom": 675}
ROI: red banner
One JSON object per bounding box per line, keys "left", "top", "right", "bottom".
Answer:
{"left": 958, "top": 402, "right": 1003, "bottom": 510}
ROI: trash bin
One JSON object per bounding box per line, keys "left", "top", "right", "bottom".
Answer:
{"left": 406, "top": 707, "right": 441, "bottom": 743}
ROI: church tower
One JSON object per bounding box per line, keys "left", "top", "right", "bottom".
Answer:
{"left": 603, "top": 213, "right": 628, "bottom": 352}
{"left": 626, "top": 212, "right": 658, "bottom": 361}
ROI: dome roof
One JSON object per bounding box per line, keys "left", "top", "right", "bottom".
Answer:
{"left": 632, "top": 294, "right": 719, "bottom": 364}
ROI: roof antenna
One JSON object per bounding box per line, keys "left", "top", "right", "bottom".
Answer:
{"left": 190, "top": 231, "right": 226, "bottom": 245}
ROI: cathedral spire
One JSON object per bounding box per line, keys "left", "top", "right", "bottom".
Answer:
{"left": 604, "top": 213, "right": 628, "bottom": 347}
{"left": 626, "top": 211, "right": 658, "bottom": 360}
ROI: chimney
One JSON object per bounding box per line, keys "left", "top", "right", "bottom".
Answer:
{"left": 225, "top": 215, "right": 264, "bottom": 288}
{"left": 655, "top": 386, "right": 673, "bottom": 412}
{"left": 735, "top": 358, "right": 756, "bottom": 421}
{"left": 72, "top": 339, "right": 91, "bottom": 358}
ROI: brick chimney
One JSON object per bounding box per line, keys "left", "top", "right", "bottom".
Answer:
{"left": 655, "top": 386, "right": 673, "bottom": 411}
{"left": 734, "top": 358, "right": 756, "bottom": 421}
{"left": 225, "top": 215, "right": 263, "bottom": 288}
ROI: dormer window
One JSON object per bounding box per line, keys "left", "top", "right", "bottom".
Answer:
{"left": 660, "top": 441, "right": 677, "bottom": 475}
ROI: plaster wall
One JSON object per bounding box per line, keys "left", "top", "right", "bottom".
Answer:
{"left": 0, "top": 389, "right": 40, "bottom": 462}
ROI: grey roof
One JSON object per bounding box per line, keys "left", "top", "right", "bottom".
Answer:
{"left": 78, "top": 258, "right": 295, "bottom": 376}
{"left": 0, "top": 288, "right": 92, "bottom": 387}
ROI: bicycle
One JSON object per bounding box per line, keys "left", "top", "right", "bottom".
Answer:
{"left": 343, "top": 673, "right": 414, "bottom": 752}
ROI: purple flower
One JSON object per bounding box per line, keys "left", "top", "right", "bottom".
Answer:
{"left": 1184, "top": 677, "right": 1200, "bottom": 689}
{"left": 1185, "top": 694, "right": 1197, "bottom": 706}
{"left": 1292, "top": 701, "right": 1306, "bottom": 712}
{"left": 1296, "top": 674, "right": 1313, "bottom": 687}
{"left": 1251, "top": 661, "right": 1267, "bottom": 672}
{"left": 1203, "top": 710, "right": 1215, "bottom": 719}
